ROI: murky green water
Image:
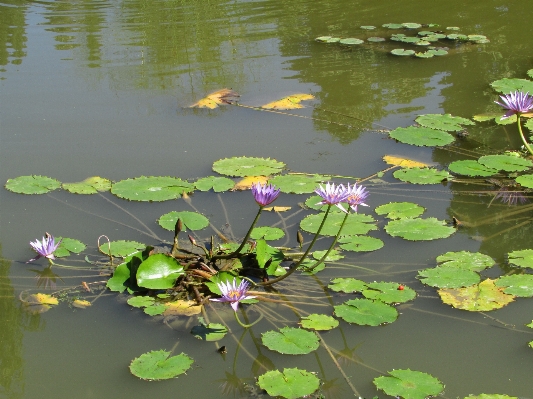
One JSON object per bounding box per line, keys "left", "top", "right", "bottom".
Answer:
{"left": 1, "top": 0, "right": 533, "bottom": 398}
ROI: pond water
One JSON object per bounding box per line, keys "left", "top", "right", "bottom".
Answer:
{"left": 1, "top": 0, "right": 533, "bottom": 398}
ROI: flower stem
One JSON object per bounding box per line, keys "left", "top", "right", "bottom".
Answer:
{"left": 517, "top": 115, "right": 533, "bottom": 156}
{"left": 256, "top": 205, "right": 332, "bottom": 287}
{"left": 234, "top": 309, "right": 263, "bottom": 328}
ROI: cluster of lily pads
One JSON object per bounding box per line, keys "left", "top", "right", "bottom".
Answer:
{"left": 8, "top": 71, "right": 533, "bottom": 399}
{"left": 316, "top": 22, "right": 489, "bottom": 59}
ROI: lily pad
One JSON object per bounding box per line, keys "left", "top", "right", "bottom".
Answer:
{"left": 300, "top": 212, "right": 377, "bottom": 236}
{"left": 312, "top": 249, "right": 343, "bottom": 262}
{"left": 375, "top": 202, "right": 425, "bottom": 219}
{"left": 478, "top": 155, "right": 532, "bottom": 172}
{"left": 21, "top": 293, "right": 58, "bottom": 314}
{"left": 250, "top": 226, "right": 284, "bottom": 240}
{"left": 257, "top": 368, "right": 320, "bottom": 399}
{"left": 439, "top": 278, "right": 515, "bottom": 311}
{"left": 515, "top": 174, "right": 533, "bottom": 188}
{"left": 53, "top": 237, "right": 86, "bottom": 258}
{"left": 98, "top": 240, "right": 145, "bottom": 257}
{"left": 436, "top": 251, "right": 495, "bottom": 272}
{"left": 262, "top": 327, "right": 319, "bottom": 355}
{"left": 338, "top": 235, "right": 384, "bottom": 252}
{"left": 261, "top": 94, "right": 315, "bottom": 110}
{"left": 391, "top": 49, "right": 415, "bottom": 56}
{"left": 328, "top": 277, "right": 367, "bottom": 293}
{"left": 191, "top": 322, "right": 228, "bottom": 341}
{"left": 463, "top": 395, "right": 518, "bottom": 399}
{"left": 5, "top": 175, "right": 61, "bottom": 194}
{"left": 62, "top": 176, "right": 111, "bottom": 194}
{"left": 339, "top": 38, "right": 364, "bottom": 45}
{"left": 189, "top": 88, "right": 238, "bottom": 109}
{"left": 363, "top": 282, "right": 416, "bottom": 304}
{"left": 360, "top": 25, "right": 376, "bottom": 30}
{"left": 415, "top": 114, "right": 474, "bottom": 132}
{"left": 194, "top": 176, "right": 234, "bottom": 192}
{"left": 111, "top": 176, "right": 194, "bottom": 202}
{"left": 402, "top": 22, "right": 422, "bottom": 29}
{"left": 390, "top": 126, "right": 455, "bottom": 147}
{"left": 383, "top": 155, "right": 429, "bottom": 168}
{"left": 127, "top": 296, "right": 155, "bottom": 308}
{"left": 418, "top": 266, "right": 480, "bottom": 288}
{"left": 300, "top": 314, "right": 339, "bottom": 331}
{"left": 269, "top": 174, "right": 328, "bottom": 194}
{"left": 428, "top": 48, "right": 448, "bottom": 56}
{"left": 136, "top": 254, "right": 184, "bottom": 289}
{"left": 382, "top": 23, "right": 404, "bottom": 29}
{"left": 508, "top": 249, "right": 533, "bottom": 269}
{"left": 367, "top": 37, "right": 386, "bottom": 42}
{"left": 158, "top": 211, "right": 209, "bottom": 231}
{"left": 393, "top": 168, "right": 451, "bottom": 184}
{"left": 385, "top": 217, "right": 455, "bottom": 241}
{"left": 334, "top": 298, "right": 398, "bottom": 326}
{"left": 448, "top": 160, "right": 498, "bottom": 177}
{"left": 494, "top": 274, "right": 533, "bottom": 297}
{"left": 212, "top": 156, "right": 285, "bottom": 177}
{"left": 414, "top": 51, "right": 433, "bottom": 58}
{"left": 163, "top": 300, "right": 202, "bottom": 316}
{"left": 374, "top": 369, "right": 444, "bottom": 399}
{"left": 315, "top": 36, "right": 332, "bottom": 42}
{"left": 129, "top": 350, "right": 193, "bottom": 380}
{"left": 490, "top": 78, "right": 533, "bottom": 94}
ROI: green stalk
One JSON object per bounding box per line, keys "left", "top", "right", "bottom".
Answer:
{"left": 234, "top": 309, "right": 263, "bottom": 328}
{"left": 256, "top": 205, "right": 333, "bottom": 287}
{"left": 516, "top": 115, "right": 533, "bottom": 156}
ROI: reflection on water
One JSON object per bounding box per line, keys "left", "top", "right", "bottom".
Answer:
{"left": 1, "top": 0, "right": 533, "bottom": 397}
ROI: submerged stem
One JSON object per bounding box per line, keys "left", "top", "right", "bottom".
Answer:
{"left": 234, "top": 309, "right": 263, "bottom": 328}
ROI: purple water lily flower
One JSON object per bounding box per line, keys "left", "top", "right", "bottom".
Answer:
{"left": 495, "top": 91, "right": 533, "bottom": 119}
{"left": 346, "top": 183, "right": 370, "bottom": 212}
{"left": 251, "top": 182, "right": 280, "bottom": 207}
{"left": 27, "top": 235, "right": 61, "bottom": 263}
{"left": 211, "top": 278, "right": 256, "bottom": 312}
{"left": 315, "top": 182, "right": 350, "bottom": 212}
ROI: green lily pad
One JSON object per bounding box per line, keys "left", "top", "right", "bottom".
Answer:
{"left": 158, "top": 211, "right": 209, "bottom": 231}
{"left": 257, "top": 368, "right": 320, "bottom": 399}
{"left": 414, "top": 41, "right": 431, "bottom": 47}
{"left": 390, "top": 126, "right": 455, "bottom": 147}
{"left": 398, "top": 36, "right": 421, "bottom": 44}
{"left": 191, "top": 322, "right": 228, "bottom": 341}
{"left": 490, "top": 78, "right": 533, "bottom": 94}
{"left": 385, "top": 217, "right": 455, "bottom": 241}
{"left": 338, "top": 235, "right": 384, "bottom": 252}
{"left": 310, "top": 249, "right": 343, "bottom": 263}
{"left": 98, "top": 240, "right": 145, "bottom": 257}
{"left": 212, "top": 156, "right": 285, "bottom": 177}
{"left": 525, "top": 118, "right": 533, "bottom": 132}
{"left": 300, "top": 212, "right": 377, "bottom": 236}
{"left": 438, "top": 278, "right": 515, "bottom": 311}
{"left": 448, "top": 160, "right": 498, "bottom": 177}
{"left": 436, "top": 251, "right": 495, "bottom": 272}
{"left": 127, "top": 296, "right": 155, "bottom": 308}
{"left": 418, "top": 266, "right": 480, "bottom": 288}
{"left": 334, "top": 298, "right": 398, "bottom": 326}
{"left": 194, "top": 176, "right": 234, "bottom": 192}
{"left": 446, "top": 26, "right": 460, "bottom": 30}
{"left": 402, "top": 22, "right": 422, "bottom": 29}
{"left": 375, "top": 202, "right": 425, "bottom": 219}
{"left": 53, "top": 237, "right": 86, "bottom": 258}
{"left": 250, "top": 226, "right": 284, "bottom": 240}
{"left": 269, "top": 174, "right": 328, "bottom": 194}
{"left": 129, "top": 350, "right": 193, "bottom": 381}
{"left": 367, "top": 37, "right": 386, "bottom": 42}
{"left": 315, "top": 36, "right": 332, "bottom": 42}
{"left": 111, "top": 176, "right": 194, "bottom": 201}
{"left": 494, "top": 274, "right": 533, "bottom": 297}
{"left": 360, "top": 25, "right": 376, "bottom": 30}
{"left": 5, "top": 175, "right": 61, "bottom": 194}
{"left": 256, "top": 239, "right": 285, "bottom": 274}
{"left": 508, "top": 249, "right": 533, "bottom": 269}
{"left": 328, "top": 277, "right": 367, "bottom": 293}
{"left": 339, "top": 38, "right": 364, "bottom": 45}
{"left": 62, "top": 176, "right": 111, "bottom": 194}
{"left": 374, "top": 369, "right": 444, "bottom": 399}
{"left": 414, "top": 51, "right": 434, "bottom": 57}
{"left": 393, "top": 168, "right": 451, "bottom": 184}
{"left": 262, "top": 327, "right": 319, "bottom": 355}
{"left": 363, "top": 282, "right": 416, "bottom": 304}
{"left": 478, "top": 155, "right": 532, "bottom": 172}
{"left": 428, "top": 48, "right": 448, "bottom": 56}
{"left": 415, "top": 114, "right": 474, "bottom": 132}
{"left": 391, "top": 49, "right": 415, "bottom": 56}
{"left": 136, "top": 254, "right": 184, "bottom": 289}
{"left": 468, "top": 34, "right": 487, "bottom": 41}
{"left": 383, "top": 23, "right": 404, "bottom": 29}
{"left": 515, "top": 174, "right": 533, "bottom": 188}
{"left": 463, "top": 395, "right": 518, "bottom": 399}
{"left": 300, "top": 314, "right": 339, "bottom": 331}
{"left": 143, "top": 304, "right": 166, "bottom": 316}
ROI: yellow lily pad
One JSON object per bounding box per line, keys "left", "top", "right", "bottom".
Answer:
{"left": 438, "top": 278, "right": 515, "bottom": 311}
{"left": 232, "top": 175, "right": 270, "bottom": 190}
{"left": 21, "top": 293, "right": 59, "bottom": 314}
{"left": 263, "top": 206, "right": 291, "bottom": 212}
{"left": 189, "top": 88, "right": 239, "bottom": 109}
{"left": 72, "top": 299, "right": 92, "bottom": 309}
{"left": 163, "top": 300, "right": 202, "bottom": 316}
{"left": 383, "top": 155, "right": 429, "bottom": 168}
{"left": 261, "top": 94, "right": 314, "bottom": 110}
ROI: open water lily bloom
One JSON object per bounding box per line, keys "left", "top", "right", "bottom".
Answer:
{"left": 315, "top": 182, "right": 350, "bottom": 212}
{"left": 211, "top": 278, "right": 256, "bottom": 312}
{"left": 346, "top": 183, "right": 370, "bottom": 212}
{"left": 495, "top": 91, "right": 533, "bottom": 119}
{"left": 251, "top": 182, "right": 281, "bottom": 207}
{"left": 27, "top": 235, "right": 61, "bottom": 263}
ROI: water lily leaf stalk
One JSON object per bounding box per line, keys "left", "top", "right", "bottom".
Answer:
{"left": 517, "top": 116, "right": 533, "bottom": 156}
{"left": 234, "top": 309, "right": 264, "bottom": 328}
